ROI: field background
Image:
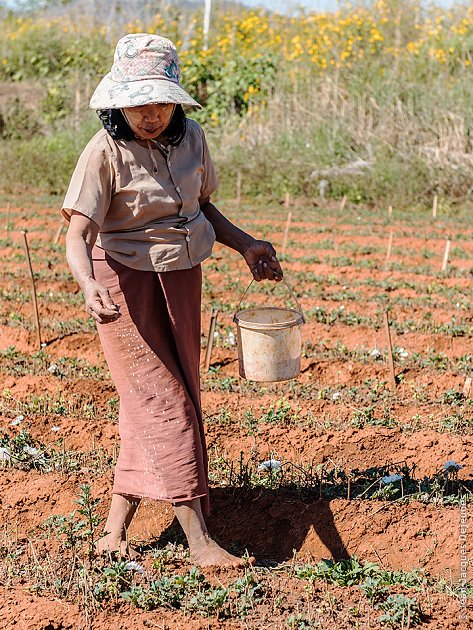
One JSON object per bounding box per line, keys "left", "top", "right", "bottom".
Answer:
{"left": 0, "top": 1, "right": 472, "bottom": 629}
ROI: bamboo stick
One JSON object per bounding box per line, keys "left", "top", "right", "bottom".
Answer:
{"left": 284, "top": 191, "right": 290, "bottom": 209}
{"left": 441, "top": 239, "right": 451, "bottom": 272}
{"left": 432, "top": 194, "right": 438, "bottom": 219}
{"left": 388, "top": 205, "right": 393, "bottom": 217}
{"left": 282, "top": 210, "right": 292, "bottom": 256}
{"left": 383, "top": 311, "right": 396, "bottom": 392}
{"left": 385, "top": 230, "right": 394, "bottom": 263}
{"left": 53, "top": 219, "right": 66, "bottom": 245}
{"left": 21, "top": 230, "right": 42, "bottom": 349}
{"left": 463, "top": 377, "right": 472, "bottom": 398}
{"left": 339, "top": 195, "right": 347, "bottom": 211}
{"left": 204, "top": 308, "right": 218, "bottom": 372}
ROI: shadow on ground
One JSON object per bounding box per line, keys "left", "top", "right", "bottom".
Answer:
{"left": 147, "top": 487, "right": 350, "bottom": 563}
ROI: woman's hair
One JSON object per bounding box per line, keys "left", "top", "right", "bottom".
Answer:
{"left": 97, "top": 104, "right": 187, "bottom": 146}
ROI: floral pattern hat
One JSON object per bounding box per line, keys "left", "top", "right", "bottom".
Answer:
{"left": 90, "top": 33, "right": 201, "bottom": 110}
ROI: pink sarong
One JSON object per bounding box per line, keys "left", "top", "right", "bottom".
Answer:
{"left": 92, "top": 247, "right": 209, "bottom": 515}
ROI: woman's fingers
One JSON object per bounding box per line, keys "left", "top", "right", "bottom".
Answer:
{"left": 83, "top": 279, "right": 120, "bottom": 323}
{"left": 251, "top": 260, "right": 263, "bottom": 282}
{"left": 98, "top": 287, "right": 120, "bottom": 314}
{"left": 245, "top": 241, "right": 284, "bottom": 283}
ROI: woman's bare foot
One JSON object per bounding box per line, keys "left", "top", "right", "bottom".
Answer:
{"left": 95, "top": 493, "right": 141, "bottom": 559}
{"left": 174, "top": 498, "right": 255, "bottom": 569}
{"left": 190, "top": 534, "right": 255, "bottom": 568}
{"left": 95, "top": 533, "right": 140, "bottom": 559}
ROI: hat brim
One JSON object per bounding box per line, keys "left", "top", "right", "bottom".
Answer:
{"left": 89, "top": 72, "right": 202, "bottom": 110}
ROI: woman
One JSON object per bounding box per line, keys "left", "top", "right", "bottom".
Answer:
{"left": 63, "top": 33, "right": 283, "bottom": 568}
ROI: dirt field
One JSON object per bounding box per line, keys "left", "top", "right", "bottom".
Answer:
{"left": 0, "top": 198, "right": 472, "bottom": 628}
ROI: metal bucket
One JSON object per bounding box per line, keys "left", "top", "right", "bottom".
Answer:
{"left": 233, "top": 280, "right": 305, "bottom": 382}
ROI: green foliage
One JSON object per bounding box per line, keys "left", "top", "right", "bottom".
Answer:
{"left": 94, "top": 561, "right": 137, "bottom": 602}
{"left": 0, "top": 427, "right": 48, "bottom": 469}
{"left": 42, "top": 483, "right": 105, "bottom": 558}
{"left": 0, "top": 113, "right": 100, "bottom": 194}
{"left": 260, "top": 397, "right": 298, "bottom": 426}
{"left": 0, "top": 97, "right": 41, "bottom": 140}
{"left": 295, "top": 557, "right": 381, "bottom": 587}
{"left": 120, "top": 567, "right": 263, "bottom": 618}
{"left": 40, "top": 80, "right": 72, "bottom": 123}
{"left": 295, "top": 558, "right": 425, "bottom": 627}
{"left": 378, "top": 594, "right": 423, "bottom": 627}
{"left": 286, "top": 614, "right": 315, "bottom": 629}
{"left": 0, "top": 21, "right": 109, "bottom": 81}
{"left": 183, "top": 51, "right": 276, "bottom": 125}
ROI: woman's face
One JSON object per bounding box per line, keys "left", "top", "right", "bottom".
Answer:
{"left": 122, "top": 103, "right": 176, "bottom": 140}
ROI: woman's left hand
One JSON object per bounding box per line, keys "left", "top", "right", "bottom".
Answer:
{"left": 243, "top": 239, "right": 283, "bottom": 282}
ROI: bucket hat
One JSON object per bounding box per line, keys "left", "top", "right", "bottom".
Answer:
{"left": 90, "top": 33, "right": 201, "bottom": 110}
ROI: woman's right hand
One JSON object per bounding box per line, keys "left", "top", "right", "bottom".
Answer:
{"left": 83, "top": 277, "right": 120, "bottom": 324}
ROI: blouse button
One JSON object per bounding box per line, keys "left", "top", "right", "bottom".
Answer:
{"left": 176, "top": 186, "right": 181, "bottom": 193}
{"left": 185, "top": 236, "right": 191, "bottom": 242}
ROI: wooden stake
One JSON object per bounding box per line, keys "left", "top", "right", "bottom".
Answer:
{"left": 432, "top": 194, "right": 438, "bottom": 219}
{"left": 284, "top": 191, "right": 290, "bottom": 209}
{"left": 383, "top": 311, "right": 396, "bottom": 392}
{"left": 441, "top": 239, "right": 451, "bottom": 272}
{"left": 204, "top": 308, "right": 218, "bottom": 372}
{"left": 236, "top": 170, "right": 241, "bottom": 204}
{"left": 21, "top": 230, "right": 42, "bottom": 349}
{"left": 282, "top": 210, "right": 292, "bottom": 255}
{"left": 385, "top": 230, "right": 394, "bottom": 263}
{"left": 339, "top": 195, "right": 347, "bottom": 211}
{"left": 463, "top": 377, "right": 472, "bottom": 398}
{"left": 388, "top": 205, "right": 393, "bottom": 217}
{"left": 53, "top": 219, "right": 66, "bottom": 245}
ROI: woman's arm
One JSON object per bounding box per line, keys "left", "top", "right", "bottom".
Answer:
{"left": 200, "top": 198, "right": 283, "bottom": 282}
{"left": 65, "top": 211, "right": 120, "bottom": 323}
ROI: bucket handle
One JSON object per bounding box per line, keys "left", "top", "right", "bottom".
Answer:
{"left": 235, "top": 277, "right": 306, "bottom": 324}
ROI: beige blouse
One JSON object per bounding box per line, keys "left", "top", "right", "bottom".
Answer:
{"left": 61, "top": 118, "right": 219, "bottom": 272}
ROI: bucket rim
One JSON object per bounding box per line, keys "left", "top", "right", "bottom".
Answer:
{"left": 233, "top": 306, "right": 304, "bottom": 330}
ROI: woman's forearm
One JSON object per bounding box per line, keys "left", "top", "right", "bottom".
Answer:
{"left": 65, "top": 213, "right": 119, "bottom": 323}
{"left": 200, "top": 200, "right": 255, "bottom": 255}
{"left": 66, "top": 235, "right": 96, "bottom": 291}
{"left": 65, "top": 213, "right": 99, "bottom": 291}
